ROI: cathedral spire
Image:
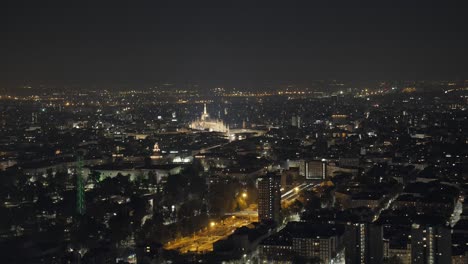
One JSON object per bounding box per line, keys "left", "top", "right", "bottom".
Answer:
{"left": 201, "top": 103, "right": 209, "bottom": 120}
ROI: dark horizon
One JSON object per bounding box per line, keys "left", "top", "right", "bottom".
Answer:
{"left": 2, "top": 1, "right": 468, "bottom": 89}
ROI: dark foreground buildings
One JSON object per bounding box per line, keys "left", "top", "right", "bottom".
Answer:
{"left": 411, "top": 224, "right": 452, "bottom": 264}
{"left": 345, "top": 223, "right": 384, "bottom": 264}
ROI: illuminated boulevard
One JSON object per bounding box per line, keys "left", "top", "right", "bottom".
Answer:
{"left": 164, "top": 205, "right": 258, "bottom": 254}
{"left": 163, "top": 185, "right": 312, "bottom": 254}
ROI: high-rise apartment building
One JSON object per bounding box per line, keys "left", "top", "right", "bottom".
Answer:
{"left": 411, "top": 224, "right": 451, "bottom": 264}
{"left": 258, "top": 173, "right": 281, "bottom": 223}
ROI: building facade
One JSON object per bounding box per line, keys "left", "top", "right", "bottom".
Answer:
{"left": 411, "top": 224, "right": 452, "bottom": 264}
{"left": 345, "top": 223, "right": 384, "bottom": 264}
{"left": 258, "top": 173, "right": 281, "bottom": 223}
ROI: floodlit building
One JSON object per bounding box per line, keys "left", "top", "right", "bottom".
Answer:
{"left": 189, "top": 103, "right": 228, "bottom": 133}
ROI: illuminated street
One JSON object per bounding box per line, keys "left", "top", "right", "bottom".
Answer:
{"left": 164, "top": 183, "right": 315, "bottom": 254}
{"left": 281, "top": 183, "right": 313, "bottom": 202}
{"left": 164, "top": 205, "right": 258, "bottom": 253}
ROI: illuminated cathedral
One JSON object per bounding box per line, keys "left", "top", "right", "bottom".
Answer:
{"left": 190, "top": 104, "right": 229, "bottom": 133}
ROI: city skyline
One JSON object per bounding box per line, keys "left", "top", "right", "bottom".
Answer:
{"left": 1, "top": 1, "right": 468, "bottom": 264}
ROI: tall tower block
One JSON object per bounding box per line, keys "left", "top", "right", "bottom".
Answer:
{"left": 76, "top": 155, "right": 85, "bottom": 215}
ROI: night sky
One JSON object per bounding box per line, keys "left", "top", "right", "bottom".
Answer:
{"left": 2, "top": 1, "right": 468, "bottom": 88}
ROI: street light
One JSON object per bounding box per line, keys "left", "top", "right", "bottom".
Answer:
{"left": 242, "top": 192, "right": 247, "bottom": 198}
{"left": 210, "top": 221, "right": 216, "bottom": 227}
